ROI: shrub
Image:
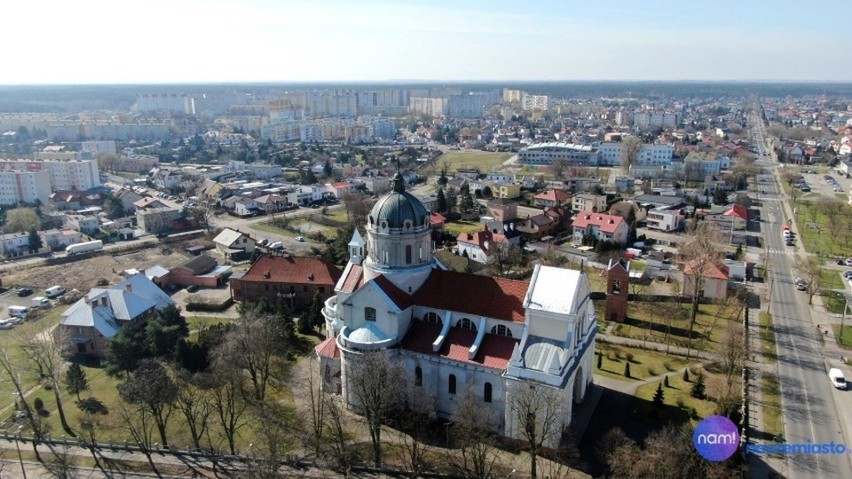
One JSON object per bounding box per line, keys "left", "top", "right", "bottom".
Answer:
{"left": 663, "top": 361, "right": 675, "bottom": 372}
{"left": 682, "top": 368, "right": 690, "bottom": 382}
{"left": 614, "top": 349, "right": 624, "bottom": 361}
{"left": 691, "top": 373, "right": 706, "bottom": 399}
{"left": 625, "top": 352, "right": 635, "bottom": 363}
{"left": 647, "top": 367, "right": 658, "bottom": 376}
{"left": 33, "top": 397, "right": 44, "bottom": 411}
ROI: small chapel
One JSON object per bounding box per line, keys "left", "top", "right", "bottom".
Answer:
{"left": 315, "top": 172, "right": 597, "bottom": 444}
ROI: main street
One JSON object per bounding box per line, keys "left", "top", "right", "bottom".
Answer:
{"left": 752, "top": 112, "right": 852, "bottom": 479}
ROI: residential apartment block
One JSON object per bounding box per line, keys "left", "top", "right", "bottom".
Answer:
{"left": 0, "top": 158, "right": 100, "bottom": 191}
{"left": 0, "top": 169, "right": 52, "bottom": 205}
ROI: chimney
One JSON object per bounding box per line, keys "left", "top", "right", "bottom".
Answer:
{"left": 83, "top": 295, "right": 89, "bottom": 303}
{"left": 125, "top": 284, "right": 133, "bottom": 293}
{"left": 308, "top": 273, "right": 315, "bottom": 281}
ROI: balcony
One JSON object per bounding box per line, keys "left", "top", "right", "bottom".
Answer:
{"left": 322, "top": 295, "right": 339, "bottom": 323}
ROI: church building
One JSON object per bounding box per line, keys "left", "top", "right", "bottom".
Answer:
{"left": 316, "top": 173, "right": 597, "bottom": 445}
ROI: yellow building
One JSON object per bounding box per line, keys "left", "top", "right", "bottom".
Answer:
{"left": 495, "top": 184, "right": 521, "bottom": 199}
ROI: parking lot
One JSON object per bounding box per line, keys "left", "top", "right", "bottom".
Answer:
{"left": 0, "top": 287, "right": 56, "bottom": 322}
{"left": 797, "top": 171, "right": 849, "bottom": 199}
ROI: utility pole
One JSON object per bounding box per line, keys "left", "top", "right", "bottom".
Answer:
{"left": 841, "top": 297, "right": 849, "bottom": 343}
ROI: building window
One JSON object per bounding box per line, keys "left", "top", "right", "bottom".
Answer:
{"left": 319, "top": 287, "right": 325, "bottom": 293}
{"left": 290, "top": 285, "right": 295, "bottom": 293}
{"left": 612, "top": 280, "right": 621, "bottom": 295}
{"left": 484, "top": 382, "right": 492, "bottom": 403}
{"left": 448, "top": 374, "right": 456, "bottom": 395}
{"left": 424, "top": 312, "right": 442, "bottom": 324}
{"left": 415, "top": 366, "right": 422, "bottom": 386}
{"left": 365, "top": 307, "right": 376, "bottom": 322}
{"left": 405, "top": 245, "right": 412, "bottom": 264}
{"left": 457, "top": 318, "right": 476, "bottom": 331}
{"left": 490, "top": 324, "right": 512, "bottom": 337}
{"left": 304, "top": 285, "right": 309, "bottom": 292}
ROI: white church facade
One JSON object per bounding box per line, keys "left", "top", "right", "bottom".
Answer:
{"left": 316, "top": 173, "right": 598, "bottom": 445}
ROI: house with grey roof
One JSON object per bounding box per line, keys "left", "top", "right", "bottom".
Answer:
{"left": 58, "top": 274, "right": 174, "bottom": 357}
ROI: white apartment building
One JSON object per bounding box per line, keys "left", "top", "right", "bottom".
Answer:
{"left": 646, "top": 208, "right": 685, "bottom": 232}
{"left": 521, "top": 93, "right": 548, "bottom": 111}
{"left": 0, "top": 158, "right": 100, "bottom": 192}
{"left": 502, "top": 89, "right": 522, "bottom": 103}
{"left": 134, "top": 93, "right": 195, "bottom": 115}
{"left": 409, "top": 97, "right": 449, "bottom": 117}
{"left": 596, "top": 142, "right": 674, "bottom": 167}
{"left": 517, "top": 142, "right": 597, "bottom": 166}
{"left": 633, "top": 111, "right": 678, "bottom": 129}
{"left": 0, "top": 170, "right": 52, "bottom": 205}
{"left": 81, "top": 141, "right": 117, "bottom": 156}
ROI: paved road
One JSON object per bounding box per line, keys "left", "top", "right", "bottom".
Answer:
{"left": 753, "top": 113, "right": 852, "bottom": 479}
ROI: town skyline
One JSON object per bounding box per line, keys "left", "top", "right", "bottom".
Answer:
{"left": 3, "top": 0, "right": 851, "bottom": 85}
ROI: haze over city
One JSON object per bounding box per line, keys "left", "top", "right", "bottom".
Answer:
{"left": 3, "top": 0, "right": 851, "bottom": 85}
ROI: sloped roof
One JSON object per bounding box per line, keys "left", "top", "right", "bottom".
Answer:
{"left": 145, "top": 264, "right": 170, "bottom": 280}
{"left": 412, "top": 269, "right": 529, "bottom": 323}
{"left": 401, "top": 321, "right": 519, "bottom": 370}
{"left": 724, "top": 204, "right": 748, "bottom": 220}
{"left": 572, "top": 213, "right": 625, "bottom": 234}
{"left": 534, "top": 189, "right": 570, "bottom": 203}
{"left": 240, "top": 255, "right": 341, "bottom": 286}
{"left": 683, "top": 260, "right": 729, "bottom": 280}
{"left": 337, "top": 263, "right": 365, "bottom": 293}
{"left": 372, "top": 275, "right": 412, "bottom": 310}
{"left": 315, "top": 336, "right": 340, "bottom": 358}
{"left": 176, "top": 254, "right": 217, "bottom": 276}
{"left": 213, "top": 228, "right": 245, "bottom": 247}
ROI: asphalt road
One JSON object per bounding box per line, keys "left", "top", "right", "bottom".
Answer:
{"left": 753, "top": 115, "right": 852, "bottom": 479}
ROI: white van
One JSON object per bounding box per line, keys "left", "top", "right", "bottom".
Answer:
{"left": 45, "top": 285, "right": 66, "bottom": 298}
{"left": 829, "top": 368, "right": 847, "bottom": 389}
{"left": 8, "top": 306, "right": 29, "bottom": 318}
{"left": 31, "top": 297, "right": 50, "bottom": 308}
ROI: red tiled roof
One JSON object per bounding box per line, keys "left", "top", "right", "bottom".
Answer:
{"left": 315, "top": 336, "right": 340, "bottom": 358}
{"left": 683, "top": 260, "right": 729, "bottom": 280}
{"left": 373, "top": 275, "right": 413, "bottom": 309}
{"left": 429, "top": 212, "right": 446, "bottom": 225}
{"left": 340, "top": 264, "right": 364, "bottom": 293}
{"left": 456, "top": 227, "right": 496, "bottom": 253}
{"left": 534, "top": 189, "right": 570, "bottom": 203}
{"left": 724, "top": 204, "right": 748, "bottom": 220}
{"left": 401, "top": 321, "right": 518, "bottom": 370}
{"left": 331, "top": 182, "right": 349, "bottom": 189}
{"left": 412, "top": 270, "right": 528, "bottom": 323}
{"left": 240, "top": 255, "right": 341, "bottom": 286}
{"left": 571, "top": 213, "right": 624, "bottom": 234}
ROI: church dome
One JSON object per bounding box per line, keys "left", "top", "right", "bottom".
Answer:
{"left": 348, "top": 323, "right": 390, "bottom": 344}
{"left": 368, "top": 173, "right": 428, "bottom": 230}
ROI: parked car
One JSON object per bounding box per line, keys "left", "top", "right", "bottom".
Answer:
{"left": 829, "top": 368, "right": 847, "bottom": 389}
{"left": 16, "top": 288, "right": 33, "bottom": 297}
{"left": 257, "top": 238, "right": 269, "bottom": 246}
{"left": 846, "top": 258, "right": 852, "bottom": 267}
{"left": 843, "top": 271, "right": 852, "bottom": 279}
{"left": 796, "top": 283, "right": 807, "bottom": 291}
{"left": 295, "top": 236, "right": 305, "bottom": 242}
{"left": 186, "top": 285, "right": 199, "bottom": 293}
{"left": 268, "top": 241, "right": 284, "bottom": 250}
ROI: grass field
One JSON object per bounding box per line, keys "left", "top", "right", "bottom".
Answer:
{"left": 438, "top": 151, "right": 512, "bottom": 172}
{"left": 610, "top": 301, "right": 742, "bottom": 353}
{"left": 762, "top": 373, "right": 784, "bottom": 440}
{"left": 792, "top": 200, "right": 852, "bottom": 257}
{"left": 633, "top": 366, "right": 720, "bottom": 425}
{"left": 442, "top": 220, "right": 482, "bottom": 237}
{"left": 595, "top": 342, "right": 694, "bottom": 381}
{"left": 831, "top": 324, "right": 852, "bottom": 349}
{"left": 760, "top": 311, "right": 778, "bottom": 363}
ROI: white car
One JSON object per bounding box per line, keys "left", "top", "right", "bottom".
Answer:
{"left": 846, "top": 258, "right": 852, "bottom": 267}
{"left": 268, "top": 241, "right": 284, "bottom": 250}
{"left": 829, "top": 368, "right": 847, "bottom": 389}
{"left": 295, "top": 236, "right": 305, "bottom": 242}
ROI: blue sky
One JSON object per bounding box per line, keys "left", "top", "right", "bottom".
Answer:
{"left": 2, "top": 0, "right": 850, "bottom": 84}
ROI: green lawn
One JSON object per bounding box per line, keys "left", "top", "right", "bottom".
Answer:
{"left": 443, "top": 220, "right": 482, "bottom": 237}
{"left": 792, "top": 200, "right": 852, "bottom": 257}
{"left": 438, "top": 151, "right": 512, "bottom": 172}
{"left": 633, "top": 366, "right": 719, "bottom": 425}
{"left": 759, "top": 311, "right": 777, "bottom": 363}
{"left": 831, "top": 324, "right": 852, "bottom": 350}
{"left": 820, "top": 269, "right": 845, "bottom": 290}
{"left": 595, "top": 342, "right": 694, "bottom": 382}
{"left": 610, "top": 301, "right": 742, "bottom": 353}
{"left": 762, "top": 373, "right": 784, "bottom": 440}
{"left": 187, "top": 315, "right": 232, "bottom": 332}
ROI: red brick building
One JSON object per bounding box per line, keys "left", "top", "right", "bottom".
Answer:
{"left": 230, "top": 255, "right": 341, "bottom": 311}
{"left": 605, "top": 258, "right": 630, "bottom": 323}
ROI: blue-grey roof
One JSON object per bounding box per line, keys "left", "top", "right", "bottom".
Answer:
{"left": 369, "top": 174, "right": 428, "bottom": 230}
{"left": 523, "top": 337, "right": 568, "bottom": 373}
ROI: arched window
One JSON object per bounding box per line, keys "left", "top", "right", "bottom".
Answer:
{"left": 405, "top": 245, "right": 412, "bottom": 264}
{"left": 490, "top": 324, "right": 513, "bottom": 337}
{"left": 365, "top": 307, "right": 376, "bottom": 322}
{"left": 612, "top": 280, "right": 621, "bottom": 295}
{"left": 415, "top": 366, "right": 422, "bottom": 386}
{"left": 484, "top": 382, "right": 492, "bottom": 403}
{"left": 448, "top": 374, "right": 456, "bottom": 395}
{"left": 457, "top": 318, "right": 476, "bottom": 331}
{"left": 424, "top": 312, "right": 442, "bottom": 325}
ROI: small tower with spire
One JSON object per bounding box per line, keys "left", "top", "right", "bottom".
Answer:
{"left": 348, "top": 228, "right": 365, "bottom": 265}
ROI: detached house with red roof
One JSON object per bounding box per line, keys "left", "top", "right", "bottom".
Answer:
{"left": 682, "top": 259, "right": 729, "bottom": 299}
{"left": 571, "top": 212, "right": 629, "bottom": 246}
{"left": 456, "top": 226, "right": 505, "bottom": 264}
{"left": 534, "top": 189, "right": 570, "bottom": 208}
{"left": 230, "top": 255, "right": 341, "bottom": 311}
{"left": 316, "top": 173, "right": 597, "bottom": 447}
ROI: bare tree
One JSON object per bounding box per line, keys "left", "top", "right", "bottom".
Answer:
{"left": 214, "top": 305, "right": 290, "bottom": 402}
{"left": 680, "top": 222, "right": 724, "bottom": 357}
{"left": 794, "top": 254, "right": 823, "bottom": 305}
{"left": 210, "top": 365, "right": 249, "bottom": 455}
{"left": 0, "top": 344, "right": 47, "bottom": 461}
{"left": 185, "top": 204, "right": 214, "bottom": 232}
{"left": 620, "top": 137, "right": 642, "bottom": 174}
{"left": 548, "top": 158, "right": 570, "bottom": 180}
{"left": 324, "top": 395, "right": 355, "bottom": 470}
{"left": 508, "top": 382, "right": 564, "bottom": 479}
{"left": 77, "top": 411, "right": 107, "bottom": 474}
{"left": 396, "top": 383, "right": 436, "bottom": 476}
{"left": 346, "top": 350, "right": 405, "bottom": 467}
{"left": 118, "top": 359, "right": 178, "bottom": 448}
{"left": 174, "top": 371, "right": 213, "bottom": 450}
{"left": 451, "top": 388, "right": 500, "bottom": 479}
{"left": 299, "top": 357, "right": 326, "bottom": 459}
{"left": 118, "top": 401, "right": 162, "bottom": 478}
{"left": 246, "top": 402, "right": 297, "bottom": 479}
{"left": 715, "top": 320, "right": 745, "bottom": 418}
{"left": 20, "top": 328, "right": 75, "bottom": 436}
{"left": 341, "top": 190, "right": 372, "bottom": 227}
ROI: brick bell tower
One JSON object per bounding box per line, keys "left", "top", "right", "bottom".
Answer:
{"left": 605, "top": 258, "right": 630, "bottom": 323}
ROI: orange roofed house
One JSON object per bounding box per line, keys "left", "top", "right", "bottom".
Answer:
{"left": 681, "top": 260, "right": 729, "bottom": 299}
{"left": 571, "top": 212, "right": 629, "bottom": 246}
{"left": 230, "top": 255, "right": 342, "bottom": 311}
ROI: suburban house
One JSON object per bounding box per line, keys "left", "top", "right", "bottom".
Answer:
{"left": 213, "top": 228, "right": 256, "bottom": 262}
{"left": 723, "top": 204, "right": 748, "bottom": 230}
{"left": 64, "top": 214, "right": 100, "bottom": 235}
{"left": 682, "top": 260, "right": 729, "bottom": 299}
{"left": 137, "top": 207, "right": 183, "bottom": 234}
{"left": 646, "top": 208, "right": 686, "bottom": 232}
{"left": 230, "top": 255, "right": 341, "bottom": 311}
{"left": 493, "top": 183, "right": 521, "bottom": 199}
{"left": 572, "top": 193, "right": 608, "bottom": 213}
{"left": 254, "top": 194, "right": 289, "bottom": 214}
{"left": 114, "top": 189, "right": 145, "bottom": 211}
{"left": 429, "top": 212, "right": 446, "bottom": 240}
{"left": 486, "top": 199, "right": 518, "bottom": 222}
{"left": 0, "top": 232, "right": 36, "bottom": 258}
{"left": 571, "top": 212, "right": 629, "bottom": 246}
{"left": 517, "top": 207, "right": 571, "bottom": 239}
{"left": 40, "top": 229, "right": 83, "bottom": 250}
{"left": 534, "top": 189, "right": 570, "bottom": 208}
{"left": 456, "top": 226, "right": 506, "bottom": 264}
{"left": 58, "top": 274, "right": 175, "bottom": 357}
{"left": 133, "top": 197, "right": 166, "bottom": 212}
{"left": 327, "top": 181, "right": 351, "bottom": 199}
{"left": 153, "top": 169, "right": 183, "bottom": 190}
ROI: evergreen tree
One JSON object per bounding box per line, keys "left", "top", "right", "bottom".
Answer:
{"left": 438, "top": 167, "right": 448, "bottom": 186}
{"left": 27, "top": 229, "right": 42, "bottom": 252}
{"left": 664, "top": 375, "right": 670, "bottom": 388}
{"left": 652, "top": 383, "right": 665, "bottom": 408}
{"left": 436, "top": 187, "right": 448, "bottom": 213}
{"left": 64, "top": 363, "right": 89, "bottom": 401}
{"left": 683, "top": 368, "right": 690, "bottom": 383}
{"left": 624, "top": 362, "right": 631, "bottom": 378}
{"left": 691, "top": 372, "right": 706, "bottom": 399}
{"left": 309, "top": 292, "right": 324, "bottom": 330}
{"left": 146, "top": 304, "right": 189, "bottom": 357}
{"left": 626, "top": 207, "right": 637, "bottom": 243}
{"left": 460, "top": 182, "right": 475, "bottom": 212}
{"left": 323, "top": 159, "right": 333, "bottom": 177}
{"left": 597, "top": 352, "right": 603, "bottom": 369}
{"left": 298, "top": 312, "right": 313, "bottom": 335}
